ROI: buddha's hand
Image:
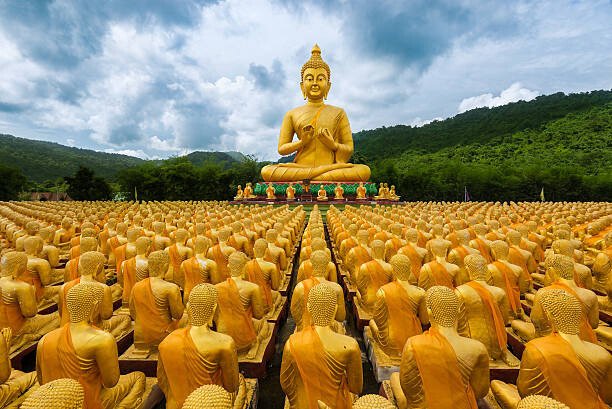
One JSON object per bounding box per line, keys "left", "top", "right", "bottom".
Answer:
{"left": 1, "top": 328, "right": 11, "bottom": 348}
{"left": 301, "top": 124, "right": 315, "bottom": 146}
{"left": 317, "top": 128, "right": 338, "bottom": 151}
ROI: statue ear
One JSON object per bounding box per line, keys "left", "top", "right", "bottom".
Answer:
{"left": 300, "top": 82, "right": 307, "bottom": 100}
{"left": 324, "top": 82, "right": 331, "bottom": 100}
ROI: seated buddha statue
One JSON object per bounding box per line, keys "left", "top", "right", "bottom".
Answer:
{"left": 492, "top": 289, "right": 611, "bottom": 409}
{"left": 181, "top": 237, "right": 217, "bottom": 302}
{"left": 389, "top": 286, "right": 490, "bottom": 409}
{"left": 552, "top": 239, "right": 593, "bottom": 289}
{"left": 0, "top": 327, "right": 38, "bottom": 407}
{"left": 383, "top": 223, "right": 406, "bottom": 262}
{"left": 59, "top": 251, "right": 131, "bottom": 338}
{"left": 165, "top": 229, "right": 193, "bottom": 288}
{"left": 469, "top": 224, "right": 494, "bottom": 264}
{"left": 447, "top": 230, "right": 480, "bottom": 285}
{"left": 207, "top": 228, "right": 236, "bottom": 284}
{"left": 334, "top": 183, "right": 344, "bottom": 200}
{"left": 456, "top": 254, "right": 518, "bottom": 366}
{"left": 345, "top": 230, "right": 372, "bottom": 282}
{"left": 266, "top": 183, "right": 276, "bottom": 200}
{"left": 593, "top": 239, "right": 611, "bottom": 293}
{"left": 37, "top": 282, "right": 146, "bottom": 409}
{"left": 151, "top": 222, "right": 171, "bottom": 251}
{"left": 39, "top": 226, "right": 60, "bottom": 268}
{"left": 260, "top": 45, "right": 370, "bottom": 182}
{"left": 15, "top": 221, "right": 40, "bottom": 252}
{"left": 214, "top": 252, "right": 270, "bottom": 360}
{"left": 292, "top": 251, "right": 345, "bottom": 333}
{"left": 397, "top": 228, "right": 428, "bottom": 284}
{"left": 112, "top": 226, "right": 139, "bottom": 275}
{"left": 418, "top": 239, "right": 460, "bottom": 290}
{"left": 23, "top": 236, "right": 61, "bottom": 305}
{"left": 158, "top": 284, "right": 247, "bottom": 409}
{"left": 129, "top": 251, "right": 184, "bottom": 356}
{"left": 118, "top": 236, "right": 151, "bottom": 308}
{"left": 488, "top": 240, "right": 529, "bottom": 320}
{"left": 228, "top": 222, "right": 252, "bottom": 257}
{"left": 286, "top": 182, "right": 296, "bottom": 200}
{"left": 64, "top": 237, "right": 98, "bottom": 282}
{"left": 356, "top": 240, "right": 393, "bottom": 312}
{"left": 234, "top": 185, "right": 244, "bottom": 201}
{"left": 20, "top": 378, "right": 84, "bottom": 409}
{"left": 281, "top": 283, "right": 362, "bottom": 409}
{"left": 244, "top": 239, "right": 283, "bottom": 316}
{"left": 0, "top": 252, "right": 59, "bottom": 353}
{"left": 264, "top": 229, "right": 288, "bottom": 273}
{"left": 52, "top": 217, "right": 75, "bottom": 248}
{"left": 368, "top": 254, "right": 427, "bottom": 359}
{"left": 316, "top": 185, "right": 328, "bottom": 201}
{"left": 388, "top": 185, "right": 400, "bottom": 201}
{"left": 297, "top": 238, "right": 337, "bottom": 283}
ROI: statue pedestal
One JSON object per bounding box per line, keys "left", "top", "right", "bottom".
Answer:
{"left": 238, "top": 322, "right": 276, "bottom": 378}
{"left": 352, "top": 297, "right": 372, "bottom": 331}
{"left": 363, "top": 327, "right": 400, "bottom": 382}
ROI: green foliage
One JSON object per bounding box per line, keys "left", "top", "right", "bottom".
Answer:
{"left": 0, "top": 165, "right": 27, "bottom": 200}
{"left": 64, "top": 166, "right": 113, "bottom": 200}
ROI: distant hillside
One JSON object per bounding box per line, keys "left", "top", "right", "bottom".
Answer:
{"left": 0, "top": 134, "right": 241, "bottom": 182}
{"left": 354, "top": 90, "right": 612, "bottom": 162}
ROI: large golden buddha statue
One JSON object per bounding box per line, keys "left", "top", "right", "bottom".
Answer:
{"left": 260, "top": 45, "right": 371, "bottom": 182}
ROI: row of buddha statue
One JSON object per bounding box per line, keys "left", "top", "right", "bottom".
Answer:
{"left": 0, "top": 199, "right": 610, "bottom": 408}
{"left": 325, "top": 202, "right": 610, "bottom": 408}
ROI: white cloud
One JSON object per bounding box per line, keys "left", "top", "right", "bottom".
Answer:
{"left": 458, "top": 83, "right": 540, "bottom": 113}
{"left": 103, "top": 148, "right": 150, "bottom": 159}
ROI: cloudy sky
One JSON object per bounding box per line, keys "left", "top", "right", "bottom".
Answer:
{"left": 1, "top": 0, "right": 611, "bottom": 161}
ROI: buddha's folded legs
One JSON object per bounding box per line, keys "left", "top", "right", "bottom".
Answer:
{"left": 261, "top": 163, "right": 370, "bottom": 182}
{"left": 11, "top": 312, "right": 59, "bottom": 353}
{"left": 510, "top": 319, "right": 536, "bottom": 342}
{"left": 0, "top": 371, "right": 37, "bottom": 408}
{"left": 100, "top": 372, "right": 146, "bottom": 409}
{"left": 490, "top": 380, "right": 521, "bottom": 409}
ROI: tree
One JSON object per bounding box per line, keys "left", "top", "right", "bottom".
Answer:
{"left": 0, "top": 165, "right": 27, "bottom": 200}
{"left": 64, "top": 166, "right": 112, "bottom": 200}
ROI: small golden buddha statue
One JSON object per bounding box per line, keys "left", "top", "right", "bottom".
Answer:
{"left": 334, "top": 183, "right": 344, "bottom": 200}
{"left": 234, "top": 185, "right": 244, "bottom": 201}
{"left": 181, "top": 236, "right": 217, "bottom": 302}
{"left": 266, "top": 183, "right": 276, "bottom": 200}
{"left": 356, "top": 240, "right": 393, "bottom": 312}
{"left": 488, "top": 240, "right": 529, "bottom": 320}
{"left": 317, "top": 395, "right": 395, "bottom": 409}
{"left": 39, "top": 226, "right": 60, "bottom": 268}
{"left": 286, "top": 182, "right": 296, "bottom": 200}
{"left": 182, "top": 384, "right": 233, "bottom": 409}
{"left": 0, "top": 327, "right": 38, "bottom": 407}
{"left": 355, "top": 182, "right": 367, "bottom": 200}
{"left": 20, "top": 378, "right": 84, "bottom": 409}
{"left": 492, "top": 289, "right": 611, "bottom": 409}
{"left": 397, "top": 228, "right": 428, "bottom": 284}
{"left": 129, "top": 250, "right": 184, "bottom": 356}
{"left": 456, "top": 254, "right": 518, "bottom": 366}
{"left": 228, "top": 222, "right": 252, "bottom": 257}
{"left": 389, "top": 286, "right": 490, "bottom": 409}
{"left": 23, "top": 236, "right": 61, "bottom": 305}
{"left": 52, "top": 217, "right": 75, "bottom": 247}
{"left": 119, "top": 236, "right": 151, "bottom": 308}
{"left": 207, "top": 228, "right": 236, "bottom": 284}
{"left": 64, "top": 237, "right": 98, "bottom": 282}
{"left": 214, "top": 252, "right": 270, "bottom": 359}
{"left": 243, "top": 182, "right": 255, "bottom": 199}
{"left": 418, "top": 238, "right": 460, "bottom": 290}
{"left": 165, "top": 228, "right": 193, "bottom": 288}
{"left": 260, "top": 45, "right": 370, "bottom": 182}
{"left": 292, "top": 251, "right": 345, "bottom": 333}
{"left": 0, "top": 252, "right": 59, "bottom": 353}
{"left": 112, "top": 226, "right": 139, "bottom": 274}
{"left": 316, "top": 185, "right": 328, "bottom": 201}
{"left": 368, "top": 254, "right": 427, "bottom": 359}
{"left": 388, "top": 185, "right": 399, "bottom": 201}
{"left": 264, "top": 229, "right": 288, "bottom": 273}
{"left": 281, "top": 283, "right": 362, "bottom": 409}
{"left": 158, "top": 284, "right": 247, "bottom": 409}
{"left": 345, "top": 230, "right": 372, "bottom": 282}
{"left": 297, "top": 237, "right": 337, "bottom": 283}
{"left": 59, "top": 251, "right": 130, "bottom": 338}
{"left": 244, "top": 238, "right": 283, "bottom": 316}
{"left": 552, "top": 239, "right": 593, "bottom": 289}
{"left": 37, "top": 282, "right": 146, "bottom": 409}
{"left": 151, "top": 221, "right": 171, "bottom": 251}
{"left": 593, "top": 239, "right": 611, "bottom": 293}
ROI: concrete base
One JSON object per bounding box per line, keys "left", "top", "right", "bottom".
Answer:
{"left": 352, "top": 297, "right": 372, "bottom": 331}
{"left": 238, "top": 322, "right": 276, "bottom": 378}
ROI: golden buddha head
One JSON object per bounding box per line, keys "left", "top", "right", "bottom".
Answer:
{"left": 80, "top": 237, "right": 98, "bottom": 253}
{"left": 24, "top": 236, "right": 43, "bottom": 256}
{"left": 389, "top": 254, "right": 411, "bottom": 281}
{"left": 404, "top": 228, "right": 418, "bottom": 243}
{"left": 152, "top": 221, "right": 165, "bottom": 234}
{"left": 357, "top": 229, "right": 369, "bottom": 244}
{"left": 218, "top": 228, "right": 231, "bottom": 243}
{"left": 430, "top": 238, "right": 450, "bottom": 258}
{"left": 506, "top": 230, "right": 521, "bottom": 245}
{"left": 300, "top": 44, "right": 331, "bottom": 101}
{"left": 188, "top": 283, "right": 218, "bottom": 327}
{"left": 265, "top": 229, "right": 278, "bottom": 243}
{"left": 545, "top": 253, "right": 574, "bottom": 280}
{"left": 464, "top": 254, "right": 488, "bottom": 281}
{"left": 252, "top": 238, "right": 267, "bottom": 258}
{"left": 456, "top": 229, "right": 470, "bottom": 245}
{"left": 540, "top": 289, "right": 581, "bottom": 335}
{"left": 25, "top": 221, "right": 40, "bottom": 236}
{"left": 67, "top": 282, "right": 104, "bottom": 324}
{"left": 490, "top": 240, "right": 509, "bottom": 260}
{"left": 175, "top": 228, "right": 189, "bottom": 244}
{"left": 353, "top": 395, "right": 395, "bottom": 409}
{"left": 183, "top": 384, "right": 232, "bottom": 409}
{"left": 311, "top": 250, "right": 330, "bottom": 277}
{"left": 0, "top": 251, "right": 27, "bottom": 278}
{"left": 307, "top": 283, "right": 337, "bottom": 326}
{"left": 39, "top": 226, "right": 54, "bottom": 242}
{"left": 552, "top": 239, "right": 573, "bottom": 257}
{"left": 116, "top": 222, "right": 128, "bottom": 235}
{"left": 517, "top": 395, "right": 569, "bottom": 409}
{"left": 80, "top": 228, "right": 97, "bottom": 239}
{"left": 311, "top": 237, "right": 327, "bottom": 252}
{"left": 135, "top": 236, "right": 151, "bottom": 255}
{"left": 371, "top": 239, "right": 385, "bottom": 258}
{"left": 228, "top": 251, "right": 249, "bottom": 278}
{"left": 78, "top": 251, "right": 106, "bottom": 281}
{"left": 426, "top": 286, "right": 459, "bottom": 328}
{"left": 194, "top": 236, "right": 211, "bottom": 255}
{"left": 148, "top": 250, "right": 170, "bottom": 278}
{"left": 21, "top": 378, "right": 85, "bottom": 409}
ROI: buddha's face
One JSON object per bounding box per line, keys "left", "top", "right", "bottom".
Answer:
{"left": 301, "top": 67, "right": 330, "bottom": 101}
